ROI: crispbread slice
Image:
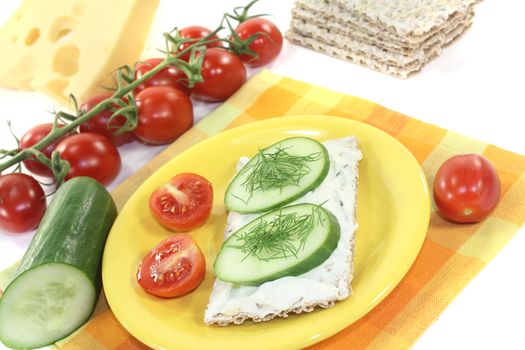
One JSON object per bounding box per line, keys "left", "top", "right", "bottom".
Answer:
{"left": 204, "top": 137, "right": 362, "bottom": 326}
{"left": 300, "top": 0, "right": 480, "bottom": 38}
{"left": 289, "top": 12, "right": 473, "bottom": 66}
{"left": 291, "top": 6, "right": 473, "bottom": 53}
{"left": 286, "top": 17, "right": 472, "bottom": 78}
{"left": 295, "top": 1, "right": 474, "bottom": 46}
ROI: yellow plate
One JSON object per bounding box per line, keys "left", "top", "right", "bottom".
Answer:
{"left": 102, "top": 115, "right": 430, "bottom": 350}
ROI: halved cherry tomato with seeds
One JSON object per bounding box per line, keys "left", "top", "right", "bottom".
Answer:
{"left": 137, "top": 235, "right": 206, "bottom": 298}
{"left": 149, "top": 173, "right": 213, "bottom": 231}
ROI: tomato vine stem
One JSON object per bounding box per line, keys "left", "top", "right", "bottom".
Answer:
{"left": 0, "top": 0, "right": 265, "bottom": 178}
{"left": 0, "top": 36, "right": 217, "bottom": 174}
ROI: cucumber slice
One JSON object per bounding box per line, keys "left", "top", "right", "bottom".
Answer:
{"left": 0, "top": 177, "right": 117, "bottom": 349}
{"left": 214, "top": 203, "right": 340, "bottom": 285}
{"left": 225, "top": 137, "right": 329, "bottom": 214}
{"left": 0, "top": 264, "right": 95, "bottom": 349}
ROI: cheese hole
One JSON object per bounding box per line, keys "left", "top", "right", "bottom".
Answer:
{"left": 49, "top": 17, "right": 76, "bottom": 44}
{"left": 47, "top": 79, "right": 69, "bottom": 97}
{"left": 52, "top": 45, "right": 80, "bottom": 76}
{"left": 25, "top": 28, "right": 40, "bottom": 46}
{"left": 54, "top": 29, "right": 74, "bottom": 44}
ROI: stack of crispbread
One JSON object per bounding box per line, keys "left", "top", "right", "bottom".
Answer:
{"left": 286, "top": 0, "right": 482, "bottom": 77}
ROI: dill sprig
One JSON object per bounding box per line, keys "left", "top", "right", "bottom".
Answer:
{"left": 240, "top": 146, "right": 321, "bottom": 198}
{"left": 229, "top": 207, "right": 324, "bottom": 262}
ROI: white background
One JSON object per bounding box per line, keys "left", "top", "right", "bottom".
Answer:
{"left": 0, "top": 0, "right": 524, "bottom": 349}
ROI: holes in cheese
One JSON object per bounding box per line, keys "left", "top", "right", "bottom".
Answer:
{"left": 0, "top": 0, "right": 160, "bottom": 104}
{"left": 52, "top": 45, "right": 80, "bottom": 76}
{"left": 47, "top": 79, "right": 69, "bottom": 98}
{"left": 24, "top": 28, "right": 40, "bottom": 46}
{"left": 49, "top": 17, "right": 76, "bottom": 44}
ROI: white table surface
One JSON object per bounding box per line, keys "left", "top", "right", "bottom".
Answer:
{"left": 0, "top": 1, "right": 524, "bottom": 349}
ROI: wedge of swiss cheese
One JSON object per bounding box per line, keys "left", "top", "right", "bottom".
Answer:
{"left": 0, "top": 0, "right": 159, "bottom": 104}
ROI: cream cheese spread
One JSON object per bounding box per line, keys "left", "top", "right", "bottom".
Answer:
{"left": 205, "top": 136, "right": 362, "bottom": 324}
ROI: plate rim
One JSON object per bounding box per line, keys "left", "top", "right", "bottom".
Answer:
{"left": 102, "top": 115, "right": 430, "bottom": 349}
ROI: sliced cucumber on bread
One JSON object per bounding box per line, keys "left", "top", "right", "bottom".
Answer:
{"left": 0, "top": 177, "right": 117, "bottom": 350}
{"left": 214, "top": 203, "right": 340, "bottom": 286}
{"left": 225, "top": 137, "right": 329, "bottom": 214}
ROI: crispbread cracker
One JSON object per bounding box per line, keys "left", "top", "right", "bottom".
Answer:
{"left": 304, "top": 0, "right": 479, "bottom": 37}
{"left": 286, "top": 18, "right": 472, "bottom": 78}
{"left": 204, "top": 137, "right": 361, "bottom": 326}
{"left": 286, "top": 30, "right": 421, "bottom": 77}
{"left": 295, "top": 1, "right": 474, "bottom": 45}
{"left": 207, "top": 295, "right": 337, "bottom": 326}
{"left": 290, "top": 13, "right": 473, "bottom": 65}
{"left": 288, "top": 0, "right": 481, "bottom": 77}
{"left": 292, "top": 6, "right": 473, "bottom": 53}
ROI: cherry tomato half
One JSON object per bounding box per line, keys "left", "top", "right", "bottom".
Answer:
{"left": 433, "top": 154, "right": 501, "bottom": 223}
{"left": 149, "top": 173, "right": 213, "bottom": 232}
{"left": 79, "top": 93, "right": 134, "bottom": 147}
{"left": 177, "top": 26, "right": 221, "bottom": 61}
{"left": 235, "top": 18, "right": 283, "bottom": 67}
{"left": 20, "top": 123, "right": 70, "bottom": 177}
{"left": 0, "top": 173, "right": 46, "bottom": 233}
{"left": 56, "top": 133, "right": 121, "bottom": 186}
{"left": 134, "top": 58, "right": 190, "bottom": 95}
{"left": 134, "top": 86, "right": 193, "bottom": 145}
{"left": 137, "top": 235, "right": 206, "bottom": 298}
{"left": 191, "top": 48, "right": 246, "bottom": 102}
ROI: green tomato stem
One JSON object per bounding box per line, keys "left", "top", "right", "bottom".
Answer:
{"left": 0, "top": 35, "right": 219, "bottom": 174}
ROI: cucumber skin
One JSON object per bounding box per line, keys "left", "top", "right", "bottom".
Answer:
{"left": 214, "top": 204, "right": 341, "bottom": 286}
{"left": 17, "top": 176, "right": 117, "bottom": 294}
{"left": 224, "top": 137, "right": 330, "bottom": 214}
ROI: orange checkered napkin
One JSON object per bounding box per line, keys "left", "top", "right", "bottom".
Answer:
{"left": 2, "top": 70, "right": 524, "bottom": 350}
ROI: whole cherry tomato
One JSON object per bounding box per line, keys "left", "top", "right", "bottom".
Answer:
{"left": 56, "top": 133, "right": 121, "bottom": 186}
{"left": 19, "top": 123, "right": 70, "bottom": 177}
{"left": 191, "top": 48, "right": 246, "bottom": 102}
{"left": 234, "top": 18, "right": 283, "bottom": 67}
{"left": 79, "top": 93, "right": 134, "bottom": 147}
{"left": 134, "top": 86, "right": 193, "bottom": 145}
{"left": 134, "top": 58, "right": 190, "bottom": 94}
{"left": 177, "top": 26, "right": 221, "bottom": 60}
{"left": 433, "top": 154, "right": 501, "bottom": 223}
{"left": 0, "top": 173, "right": 46, "bottom": 233}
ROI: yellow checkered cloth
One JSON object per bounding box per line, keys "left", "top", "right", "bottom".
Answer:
{"left": 2, "top": 70, "right": 525, "bottom": 349}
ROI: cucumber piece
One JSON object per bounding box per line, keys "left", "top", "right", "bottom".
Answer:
{"left": 214, "top": 203, "right": 340, "bottom": 286}
{"left": 225, "top": 137, "right": 329, "bottom": 214}
{"left": 0, "top": 177, "right": 117, "bottom": 349}
{"left": 0, "top": 264, "right": 95, "bottom": 350}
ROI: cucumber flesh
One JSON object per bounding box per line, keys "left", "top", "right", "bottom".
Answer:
{"left": 225, "top": 137, "right": 329, "bottom": 214}
{"left": 214, "top": 203, "right": 340, "bottom": 286}
{"left": 0, "top": 263, "right": 95, "bottom": 349}
{"left": 0, "top": 177, "right": 117, "bottom": 349}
